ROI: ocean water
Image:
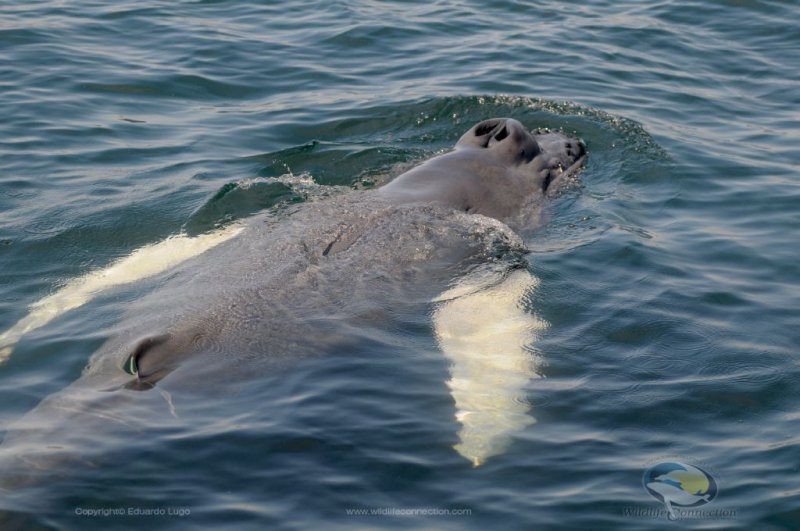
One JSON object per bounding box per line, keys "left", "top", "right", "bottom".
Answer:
{"left": 1, "top": 0, "right": 798, "bottom": 529}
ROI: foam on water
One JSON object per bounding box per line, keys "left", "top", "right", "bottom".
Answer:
{"left": 0, "top": 225, "right": 244, "bottom": 364}
{"left": 433, "top": 267, "right": 546, "bottom": 467}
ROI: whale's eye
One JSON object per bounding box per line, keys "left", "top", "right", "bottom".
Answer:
{"left": 122, "top": 334, "right": 171, "bottom": 377}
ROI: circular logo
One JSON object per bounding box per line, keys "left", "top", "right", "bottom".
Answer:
{"left": 643, "top": 462, "right": 717, "bottom": 520}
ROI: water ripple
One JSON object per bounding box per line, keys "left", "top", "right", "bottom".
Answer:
{"left": 0, "top": 0, "right": 797, "bottom": 528}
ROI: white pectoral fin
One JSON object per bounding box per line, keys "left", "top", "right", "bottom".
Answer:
{"left": 433, "top": 267, "right": 546, "bottom": 467}
{"left": 0, "top": 225, "right": 243, "bottom": 364}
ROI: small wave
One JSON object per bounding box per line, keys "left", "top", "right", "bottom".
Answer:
{"left": 184, "top": 173, "right": 350, "bottom": 235}
{"left": 394, "top": 95, "right": 670, "bottom": 167}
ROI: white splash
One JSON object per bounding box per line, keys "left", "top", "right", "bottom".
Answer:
{"left": 433, "top": 267, "right": 546, "bottom": 467}
{"left": 237, "top": 173, "right": 350, "bottom": 201}
{"left": 0, "top": 225, "right": 244, "bottom": 364}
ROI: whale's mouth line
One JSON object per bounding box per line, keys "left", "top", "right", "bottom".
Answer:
{"left": 541, "top": 153, "right": 587, "bottom": 196}
{"left": 542, "top": 173, "right": 554, "bottom": 193}
{"left": 49, "top": 403, "right": 137, "bottom": 429}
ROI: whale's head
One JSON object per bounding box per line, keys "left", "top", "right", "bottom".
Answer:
{"left": 455, "top": 117, "right": 586, "bottom": 196}
{"left": 379, "top": 117, "right": 586, "bottom": 221}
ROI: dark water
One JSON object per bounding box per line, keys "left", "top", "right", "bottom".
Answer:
{"left": 1, "top": 1, "right": 798, "bottom": 529}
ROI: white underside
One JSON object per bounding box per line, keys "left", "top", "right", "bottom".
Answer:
{"left": 433, "top": 267, "right": 546, "bottom": 467}
{"left": 0, "top": 225, "right": 243, "bottom": 364}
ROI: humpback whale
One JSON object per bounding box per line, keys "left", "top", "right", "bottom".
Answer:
{"left": 0, "top": 118, "right": 586, "bottom": 482}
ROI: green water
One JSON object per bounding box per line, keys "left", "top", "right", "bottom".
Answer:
{"left": 1, "top": 1, "right": 798, "bottom": 529}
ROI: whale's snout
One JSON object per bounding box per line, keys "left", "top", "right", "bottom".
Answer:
{"left": 457, "top": 117, "right": 586, "bottom": 195}
{"left": 532, "top": 129, "right": 587, "bottom": 194}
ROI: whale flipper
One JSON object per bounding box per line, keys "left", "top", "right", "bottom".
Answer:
{"left": 433, "top": 267, "right": 546, "bottom": 466}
